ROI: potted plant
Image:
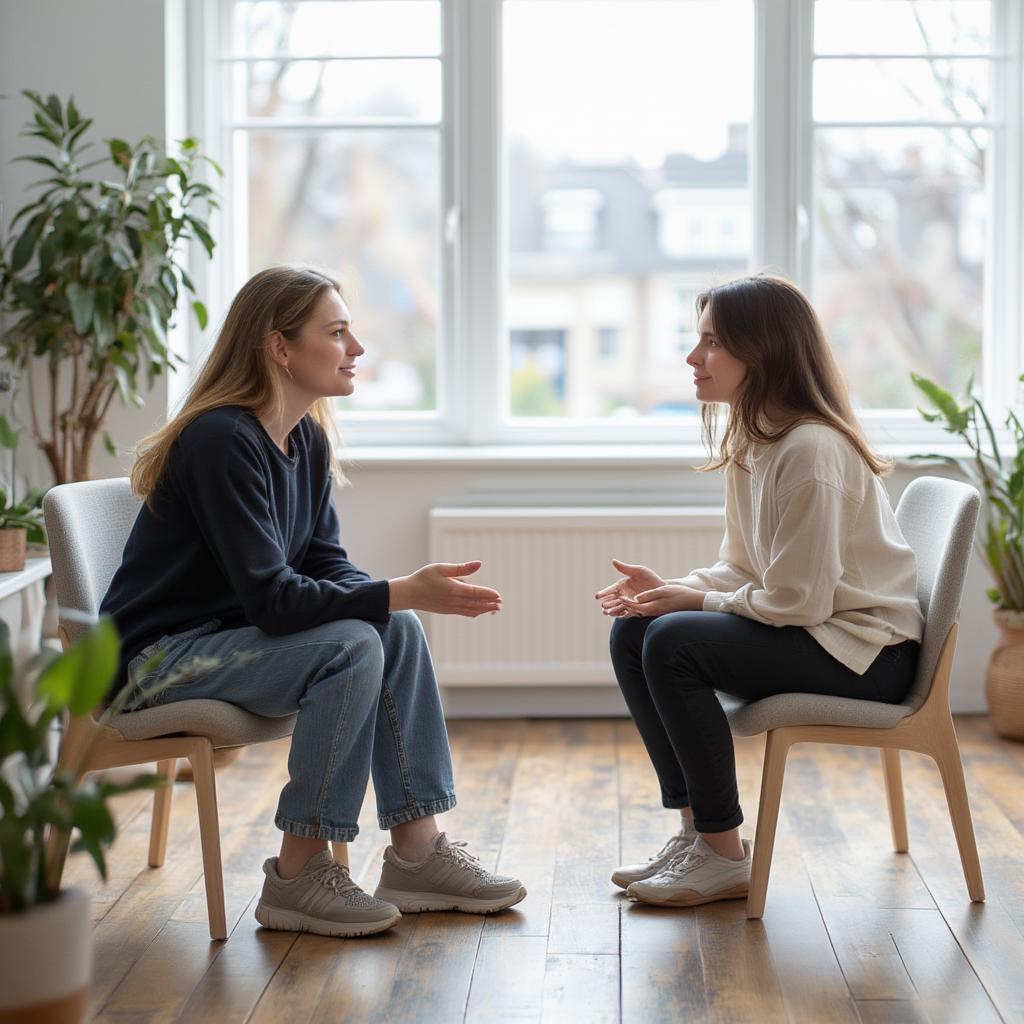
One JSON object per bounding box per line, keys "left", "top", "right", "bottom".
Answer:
{"left": 0, "top": 615, "right": 171, "bottom": 1022}
{"left": 0, "top": 91, "right": 219, "bottom": 485}
{"left": 912, "top": 370, "right": 1024, "bottom": 739}
{"left": 0, "top": 487, "right": 46, "bottom": 573}
{"left": 0, "top": 394, "right": 46, "bottom": 571}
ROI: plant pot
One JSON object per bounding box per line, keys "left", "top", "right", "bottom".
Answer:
{"left": 0, "top": 527, "right": 27, "bottom": 572}
{"left": 0, "top": 888, "right": 91, "bottom": 1023}
{"left": 986, "top": 609, "right": 1024, "bottom": 741}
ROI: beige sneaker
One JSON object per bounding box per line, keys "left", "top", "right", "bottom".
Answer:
{"left": 626, "top": 836, "right": 752, "bottom": 907}
{"left": 254, "top": 849, "right": 402, "bottom": 937}
{"left": 611, "top": 824, "right": 698, "bottom": 889}
{"left": 374, "top": 832, "right": 526, "bottom": 914}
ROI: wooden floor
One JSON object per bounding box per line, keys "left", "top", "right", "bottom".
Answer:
{"left": 66, "top": 716, "right": 1024, "bottom": 1023}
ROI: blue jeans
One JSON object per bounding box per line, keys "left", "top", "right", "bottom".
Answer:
{"left": 610, "top": 611, "right": 919, "bottom": 834}
{"left": 123, "top": 611, "right": 457, "bottom": 842}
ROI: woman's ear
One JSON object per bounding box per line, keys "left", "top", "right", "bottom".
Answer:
{"left": 266, "top": 329, "right": 290, "bottom": 367}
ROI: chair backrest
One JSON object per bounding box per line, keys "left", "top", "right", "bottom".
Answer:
{"left": 42, "top": 478, "right": 142, "bottom": 646}
{"left": 895, "top": 475, "right": 981, "bottom": 711}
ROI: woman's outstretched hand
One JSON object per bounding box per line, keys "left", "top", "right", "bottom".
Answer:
{"left": 389, "top": 561, "right": 503, "bottom": 617}
{"left": 594, "top": 560, "right": 666, "bottom": 618}
{"left": 618, "top": 583, "right": 705, "bottom": 617}
{"left": 595, "top": 559, "right": 705, "bottom": 618}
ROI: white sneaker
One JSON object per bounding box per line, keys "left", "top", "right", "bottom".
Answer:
{"left": 625, "top": 836, "right": 752, "bottom": 907}
{"left": 611, "top": 824, "right": 698, "bottom": 889}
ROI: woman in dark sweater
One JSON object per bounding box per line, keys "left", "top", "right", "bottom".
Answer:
{"left": 100, "top": 266, "right": 525, "bottom": 937}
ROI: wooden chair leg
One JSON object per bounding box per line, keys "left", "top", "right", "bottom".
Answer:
{"left": 187, "top": 741, "right": 228, "bottom": 940}
{"left": 331, "top": 842, "right": 349, "bottom": 868}
{"left": 931, "top": 725, "right": 985, "bottom": 902}
{"left": 881, "top": 748, "right": 908, "bottom": 853}
{"left": 747, "top": 730, "right": 791, "bottom": 920}
{"left": 43, "top": 714, "right": 95, "bottom": 889}
{"left": 148, "top": 759, "right": 177, "bottom": 868}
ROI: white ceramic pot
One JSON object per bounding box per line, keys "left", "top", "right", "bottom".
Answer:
{"left": 0, "top": 888, "right": 91, "bottom": 1023}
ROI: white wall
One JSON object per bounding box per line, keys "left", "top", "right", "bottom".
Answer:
{"left": 0, "top": 1, "right": 998, "bottom": 716}
{"left": 0, "top": 0, "right": 171, "bottom": 485}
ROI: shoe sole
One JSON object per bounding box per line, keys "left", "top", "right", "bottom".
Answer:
{"left": 373, "top": 885, "right": 527, "bottom": 914}
{"left": 254, "top": 899, "right": 402, "bottom": 937}
{"left": 611, "top": 869, "right": 662, "bottom": 889}
{"left": 626, "top": 883, "right": 749, "bottom": 907}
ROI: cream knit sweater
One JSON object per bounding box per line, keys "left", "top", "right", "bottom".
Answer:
{"left": 673, "top": 422, "right": 925, "bottom": 675}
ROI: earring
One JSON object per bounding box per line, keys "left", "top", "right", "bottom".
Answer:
{"left": 283, "top": 365, "right": 294, "bottom": 381}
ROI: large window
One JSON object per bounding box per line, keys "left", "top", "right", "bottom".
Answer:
{"left": 504, "top": 1, "right": 754, "bottom": 421}
{"left": 204, "top": 0, "right": 1022, "bottom": 446}
{"left": 810, "top": 0, "right": 996, "bottom": 410}
{"left": 226, "top": 1, "right": 443, "bottom": 416}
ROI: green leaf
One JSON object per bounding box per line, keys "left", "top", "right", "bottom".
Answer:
{"left": 12, "top": 154, "right": 61, "bottom": 172}
{"left": 108, "top": 138, "right": 131, "bottom": 167}
{"left": 192, "top": 300, "right": 208, "bottom": 330}
{"left": 36, "top": 617, "right": 120, "bottom": 716}
{"left": 910, "top": 372, "right": 971, "bottom": 433}
{"left": 10, "top": 211, "right": 48, "bottom": 272}
{"left": 190, "top": 219, "right": 215, "bottom": 257}
{"left": 103, "top": 432, "right": 117, "bottom": 457}
{"left": 0, "top": 416, "right": 20, "bottom": 450}
{"left": 44, "top": 93, "right": 63, "bottom": 126}
{"left": 66, "top": 282, "right": 95, "bottom": 335}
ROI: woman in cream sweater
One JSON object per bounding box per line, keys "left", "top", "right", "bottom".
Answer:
{"left": 596, "top": 273, "right": 924, "bottom": 908}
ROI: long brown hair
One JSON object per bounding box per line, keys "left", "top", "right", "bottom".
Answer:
{"left": 132, "top": 265, "right": 346, "bottom": 507}
{"left": 695, "top": 272, "right": 891, "bottom": 476}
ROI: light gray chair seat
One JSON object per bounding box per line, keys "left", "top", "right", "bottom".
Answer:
{"left": 108, "top": 700, "right": 298, "bottom": 748}
{"left": 718, "top": 691, "right": 912, "bottom": 736}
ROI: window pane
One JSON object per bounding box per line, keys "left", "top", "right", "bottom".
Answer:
{"left": 815, "top": 1, "right": 991, "bottom": 55}
{"left": 814, "top": 58, "right": 989, "bottom": 122}
{"left": 242, "top": 58, "right": 442, "bottom": 122}
{"left": 813, "top": 128, "right": 985, "bottom": 409}
{"left": 244, "top": 129, "right": 440, "bottom": 412}
{"left": 504, "top": 0, "right": 754, "bottom": 420}
{"left": 232, "top": 1, "right": 442, "bottom": 58}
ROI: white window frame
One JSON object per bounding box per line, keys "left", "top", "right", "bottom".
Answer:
{"left": 187, "top": 0, "right": 1023, "bottom": 452}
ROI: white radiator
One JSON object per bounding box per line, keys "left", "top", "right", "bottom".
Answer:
{"left": 426, "top": 507, "right": 725, "bottom": 687}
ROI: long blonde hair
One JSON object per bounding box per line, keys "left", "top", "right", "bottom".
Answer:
{"left": 695, "top": 272, "right": 891, "bottom": 476}
{"left": 132, "top": 266, "right": 346, "bottom": 507}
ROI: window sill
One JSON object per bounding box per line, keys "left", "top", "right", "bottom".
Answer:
{"left": 337, "top": 441, "right": 982, "bottom": 469}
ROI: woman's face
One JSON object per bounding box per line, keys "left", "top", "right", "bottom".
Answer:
{"left": 686, "top": 303, "right": 747, "bottom": 405}
{"left": 279, "top": 289, "right": 364, "bottom": 399}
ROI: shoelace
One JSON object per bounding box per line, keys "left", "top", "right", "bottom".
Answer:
{"left": 649, "top": 831, "right": 693, "bottom": 864}
{"left": 661, "top": 845, "right": 710, "bottom": 880}
{"left": 310, "top": 861, "right": 358, "bottom": 896}
{"left": 441, "top": 840, "right": 491, "bottom": 878}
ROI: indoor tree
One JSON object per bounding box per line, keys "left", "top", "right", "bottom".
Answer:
{"left": 0, "top": 91, "right": 219, "bottom": 484}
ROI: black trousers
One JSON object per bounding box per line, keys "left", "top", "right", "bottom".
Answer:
{"left": 609, "top": 611, "right": 919, "bottom": 833}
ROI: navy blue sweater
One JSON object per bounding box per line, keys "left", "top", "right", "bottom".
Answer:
{"left": 100, "top": 405, "right": 390, "bottom": 699}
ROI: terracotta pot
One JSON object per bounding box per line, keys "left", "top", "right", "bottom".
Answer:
{"left": 0, "top": 888, "right": 91, "bottom": 1023}
{"left": 986, "top": 609, "right": 1024, "bottom": 741}
{"left": 0, "top": 527, "right": 27, "bottom": 572}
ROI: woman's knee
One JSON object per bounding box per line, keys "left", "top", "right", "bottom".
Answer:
{"left": 640, "top": 612, "right": 704, "bottom": 675}
{"left": 609, "top": 615, "right": 648, "bottom": 661}
{"left": 305, "top": 618, "right": 386, "bottom": 683}
{"left": 387, "top": 608, "right": 425, "bottom": 637}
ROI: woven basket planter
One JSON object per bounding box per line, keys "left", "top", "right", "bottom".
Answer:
{"left": 0, "top": 527, "right": 27, "bottom": 572}
{"left": 986, "top": 609, "right": 1024, "bottom": 741}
